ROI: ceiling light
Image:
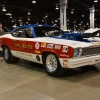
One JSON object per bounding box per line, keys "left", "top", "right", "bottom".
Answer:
{"left": 10, "top": 15, "right": 12, "bottom": 18}
{"left": 28, "top": 11, "right": 31, "bottom": 15}
{"left": 6, "top": 13, "right": 12, "bottom": 15}
{"left": 28, "top": 18, "right": 30, "bottom": 20}
{"left": 55, "top": 20, "right": 58, "bottom": 22}
{"left": 55, "top": 6, "right": 59, "bottom": 10}
{"left": 45, "top": 15, "right": 48, "bottom": 17}
{"left": 43, "top": 17, "right": 46, "bottom": 19}
{"left": 54, "top": 24, "right": 57, "bottom": 26}
{"left": 13, "top": 24, "right": 17, "bottom": 28}
{"left": 2, "top": 7, "right": 6, "bottom": 11}
{"left": 94, "top": 0, "right": 98, "bottom": 2}
{"left": 73, "top": 21, "right": 76, "bottom": 23}
{"left": 82, "top": 15, "right": 84, "bottom": 17}
{"left": 71, "top": 11, "right": 74, "bottom": 14}
{"left": 26, "top": 22, "right": 28, "bottom": 24}
{"left": 32, "top": 0, "right": 36, "bottom": 3}
{"left": 12, "top": 20, "right": 14, "bottom": 22}
{"left": 87, "top": 23, "right": 89, "bottom": 25}
{"left": 42, "top": 20, "right": 44, "bottom": 22}
{"left": 71, "top": 9, "right": 74, "bottom": 14}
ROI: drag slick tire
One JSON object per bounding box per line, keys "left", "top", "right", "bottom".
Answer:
{"left": 43, "top": 53, "right": 63, "bottom": 77}
{"left": 3, "top": 46, "right": 19, "bottom": 63}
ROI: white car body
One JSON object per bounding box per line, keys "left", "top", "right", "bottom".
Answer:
{"left": 1, "top": 26, "right": 100, "bottom": 76}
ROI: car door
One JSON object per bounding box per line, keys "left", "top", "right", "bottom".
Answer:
{"left": 11, "top": 27, "right": 37, "bottom": 61}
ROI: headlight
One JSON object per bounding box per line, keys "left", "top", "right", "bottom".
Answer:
{"left": 74, "top": 48, "right": 82, "bottom": 57}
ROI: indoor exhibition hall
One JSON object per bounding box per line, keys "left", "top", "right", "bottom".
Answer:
{"left": 0, "top": 0, "right": 100, "bottom": 100}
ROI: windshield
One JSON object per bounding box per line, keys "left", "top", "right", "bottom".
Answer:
{"left": 34, "top": 26, "right": 64, "bottom": 37}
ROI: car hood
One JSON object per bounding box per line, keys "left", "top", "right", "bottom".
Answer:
{"left": 35, "top": 37, "right": 95, "bottom": 48}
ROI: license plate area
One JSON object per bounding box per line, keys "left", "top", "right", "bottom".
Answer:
{"left": 95, "top": 59, "right": 100, "bottom": 64}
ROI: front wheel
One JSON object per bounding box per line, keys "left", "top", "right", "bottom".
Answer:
{"left": 43, "top": 53, "right": 63, "bottom": 77}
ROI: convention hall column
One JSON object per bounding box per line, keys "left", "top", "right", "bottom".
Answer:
{"left": 60, "top": 0, "right": 67, "bottom": 30}
{"left": 90, "top": 5, "right": 95, "bottom": 28}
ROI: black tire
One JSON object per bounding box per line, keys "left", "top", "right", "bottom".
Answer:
{"left": 43, "top": 53, "right": 63, "bottom": 77}
{"left": 3, "top": 46, "right": 19, "bottom": 63}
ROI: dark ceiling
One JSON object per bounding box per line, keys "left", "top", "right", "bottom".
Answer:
{"left": 0, "top": 0, "right": 100, "bottom": 31}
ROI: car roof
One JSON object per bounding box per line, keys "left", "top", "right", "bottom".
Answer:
{"left": 17, "top": 24, "right": 55, "bottom": 28}
{"left": 10, "top": 24, "right": 58, "bottom": 33}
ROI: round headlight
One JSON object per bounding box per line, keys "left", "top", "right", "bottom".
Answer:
{"left": 74, "top": 48, "right": 82, "bottom": 57}
{"left": 74, "top": 48, "right": 79, "bottom": 57}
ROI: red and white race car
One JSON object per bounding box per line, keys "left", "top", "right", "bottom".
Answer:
{"left": 0, "top": 25, "right": 100, "bottom": 76}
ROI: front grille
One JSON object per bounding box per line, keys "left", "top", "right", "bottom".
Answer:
{"left": 82, "top": 46, "right": 100, "bottom": 56}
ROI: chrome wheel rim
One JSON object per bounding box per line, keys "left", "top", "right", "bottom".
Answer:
{"left": 4, "top": 48, "right": 9, "bottom": 60}
{"left": 46, "top": 54, "right": 57, "bottom": 72}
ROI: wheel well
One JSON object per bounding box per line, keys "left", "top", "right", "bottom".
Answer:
{"left": 42, "top": 51, "right": 57, "bottom": 60}
{"left": 2, "top": 45, "right": 8, "bottom": 49}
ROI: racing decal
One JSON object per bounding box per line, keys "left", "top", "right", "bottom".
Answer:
{"left": 66, "top": 36, "right": 68, "bottom": 38}
{"left": 16, "top": 51, "right": 32, "bottom": 57}
{"left": 35, "top": 42, "right": 40, "bottom": 50}
{"left": 36, "top": 55, "right": 40, "bottom": 61}
{"left": 47, "top": 44, "right": 53, "bottom": 49}
{"left": 54, "top": 45, "right": 61, "bottom": 50}
{"left": 15, "top": 43, "right": 21, "bottom": 48}
{"left": 60, "top": 54, "right": 69, "bottom": 57}
{"left": 41, "top": 43, "right": 46, "bottom": 48}
{"left": 15, "top": 43, "right": 33, "bottom": 49}
{"left": 35, "top": 50, "right": 40, "bottom": 54}
{"left": 22, "top": 43, "right": 32, "bottom": 49}
{"left": 66, "top": 36, "right": 73, "bottom": 39}
{"left": 62, "top": 46, "right": 68, "bottom": 52}
{"left": 70, "top": 36, "right": 73, "bottom": 38}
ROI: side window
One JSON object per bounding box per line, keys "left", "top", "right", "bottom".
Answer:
{"left": 12, "top": 29, "right": 21, "bottom": 37}
{"left": 19, "top": 30, "right": 27, "bottom": 38}
{"left": 23, "top": 28, "right": 33, "bottom": 38}
{"left": 12, "top": 28, "right": 33, "bottom": 38}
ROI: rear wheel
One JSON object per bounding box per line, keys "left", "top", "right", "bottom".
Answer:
{"left": 43, "top": 53, "right": 63, "bottom": 77}
{"left": 3, "top": 46, "right": 19, "bottom": 63}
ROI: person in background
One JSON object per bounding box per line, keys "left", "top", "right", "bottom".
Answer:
{"left": 0, "top": 23, "right": 4, "bottom": 36}
{"left": 0, "top": 23, "right": 4, "bottom": 57}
